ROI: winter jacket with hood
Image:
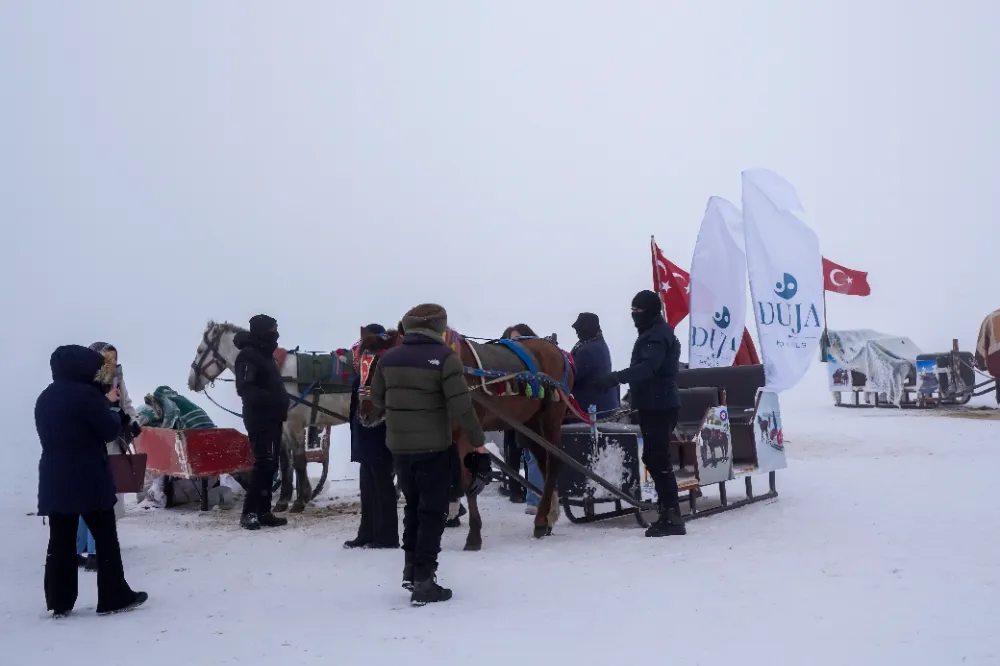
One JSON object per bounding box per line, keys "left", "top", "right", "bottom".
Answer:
{"left": 234, "top": 316, "right": 289, "bottom": 432}
{"left": 35, "top": 345, "right": 123, "bottom": 516}
{"left": 370, "top": 304, "right": 485, "bottom": 454}
{"left": 615, "top": 317, "right": 681, "bottom": 411}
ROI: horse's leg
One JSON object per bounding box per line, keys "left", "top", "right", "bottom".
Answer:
{"left": 454, "top": 432, "right": 482, "bottom": 551}
{"left": 532, "top": 406, "right": 566, "bottom": 537}
{"left": 464, "top": 490, "right": 482, "bottom": 552}
{"left": 289, "top": 427, "right": 313, "bottom": 513}
{"left": 273, "top": 432, "right": 293, "bottom": 513}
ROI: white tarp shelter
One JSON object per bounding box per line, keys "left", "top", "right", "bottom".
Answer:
{"left": 826, "top": 329, "right": 922, "bottom": 405}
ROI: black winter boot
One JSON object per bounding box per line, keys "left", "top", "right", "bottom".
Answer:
{"left": 645, "top": 506, "right": 686, "bottom": 537}
{"left": 85, "top": 554, "right": 98, "bottom": 572}
{"left": 240, "top": 513, "right": 261, "bottom": 531}
{"left": 402, "top": 552, "right": 415, "bottom": 591}
{"left": 97, "top": 591, "right": 148, "bottom": 616}
{"left": 259, "top": 513, "right": 288, "bottom": 528}
{"left": 410, "top": 575, "right": 452, "bottom": 606}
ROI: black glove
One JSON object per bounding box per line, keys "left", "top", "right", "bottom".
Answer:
{"left": 463, "top": 451, "right": 493, "bottom": 496}
{"left": 594, "top": 373, "right": 621, "bottom": 392}
{"left": 130, "top": 421, "right": 143, "bottom": 438}
{"left": 118, "top": 408, "right": 131, "bottom": 427}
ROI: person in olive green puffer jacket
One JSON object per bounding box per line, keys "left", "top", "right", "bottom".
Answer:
{"left": 370, "top": 303, "right": 491, "bottom": 606}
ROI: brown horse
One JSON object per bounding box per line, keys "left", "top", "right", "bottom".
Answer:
{"left": 355, "top": 326, "right": 577, "bottom": 550}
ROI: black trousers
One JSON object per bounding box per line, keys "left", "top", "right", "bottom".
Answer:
{"left": 395, "top": 449, "right": 452, "bottom": 581}
{"left": 243, "top": 424, "right": 282, "bottom": 516}
{"left": 356, "top": 458, "right": 399, "bottom": 546}
{"left": 638, "top": 409, "right": 679, "bottom": 510}
{"left": 45, "top": 510, "right": 134, "bottom": 614}
{"left": 502, "top": 430, "right": 522, "bottom": 491}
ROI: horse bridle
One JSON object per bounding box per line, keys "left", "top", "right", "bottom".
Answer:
{"left": 191, "top": 328, "right": 229, "bottom": 388}
{"left": 355, "top": 334, "right": 396, "bottom": 403}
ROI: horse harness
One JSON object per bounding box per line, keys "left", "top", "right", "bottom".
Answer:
{"left": 191, "top": 328, "right": 350, "bottom": 423}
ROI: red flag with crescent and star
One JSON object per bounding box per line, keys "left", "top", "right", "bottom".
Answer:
{"left": 650, "top": 236, "right": 760, "bottom": 365}
{"left": 651, "top": 236, "right": 691, "bottom": 327}
{"left": 822, "top": 257, "right": 871, "bottom": 296}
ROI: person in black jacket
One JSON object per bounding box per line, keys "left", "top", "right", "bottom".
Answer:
{"left": 344, "top": 324, "right": 399, "bottom": 549}
{"left": 36, "top": 345, "right": 148, "bottom": 617}
{"left": 234, "top": 314, "right": 290, "bottom": 531}
{"left": 568, "top": 312, "right": 620, "bottom": 420}
{"left": 597, "top": 290, "right": 685, "bottom": 537}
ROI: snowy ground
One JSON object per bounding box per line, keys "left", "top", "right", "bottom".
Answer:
{"left": 4, "top": 370, "right": 1000, "bottom": 665}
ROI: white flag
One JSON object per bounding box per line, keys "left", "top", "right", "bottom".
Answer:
{"left": 688, "top": 196, "right": 747, "bottom": 368}
{"left": 742, "top": 169, "right": 825, "bottom": 392}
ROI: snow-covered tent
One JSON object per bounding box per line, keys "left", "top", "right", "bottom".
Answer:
{"left": 825, "top": 329, "right": 922, "bottom": 405}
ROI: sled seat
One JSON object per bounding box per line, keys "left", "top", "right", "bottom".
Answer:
{"left": 677, "top": 364, "right": 764, "bottom": 424}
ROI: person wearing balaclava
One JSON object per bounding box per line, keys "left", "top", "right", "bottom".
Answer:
{"left": 234, "top": 314, "right": 290, "bottom": 531}
{"left": 595, "top": 290, "right": 684, "bottom": 537}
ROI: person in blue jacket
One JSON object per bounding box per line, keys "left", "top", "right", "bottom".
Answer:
{"left": 569, "top": 312, "right": 620, "bottom": 420}
{"left": 344, "top": 324, "right": 399, "bottom": 549}
{"left": 35, "top": 344, "right": 147, "bottom": 617}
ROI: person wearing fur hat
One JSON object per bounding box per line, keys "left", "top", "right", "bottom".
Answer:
{"left": 75, "top": 342, "right": 140, "bottom": 571}
{"left": 234, "top": 314, "right": 290, "bottom": 531}
{"left": 370, "top": 304, "right": 491, "bottom": 606}
{"left": 595, "top": 290, "right": 685, "bottom": 537}
{"left": 344, "top": 323, "right": 399, "bottom": 549}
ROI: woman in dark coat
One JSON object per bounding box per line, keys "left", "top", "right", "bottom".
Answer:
{"left": 35, "top": 344, "right": 147, "bottom": 617}
{"left": 344, "top": 325, "right": 399, "bottom": 549}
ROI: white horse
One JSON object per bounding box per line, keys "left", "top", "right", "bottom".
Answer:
{"left": 187, "top": 321, "right": 352, "bottom": 513}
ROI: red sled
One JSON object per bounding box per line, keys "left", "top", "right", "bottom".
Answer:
{"left": 135, "top": 427, "right": 254, "bottom": 480}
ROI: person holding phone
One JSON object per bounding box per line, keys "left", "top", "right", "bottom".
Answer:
{"left": 75, "top": 342, "right": 142, "bottom": 571}
{"left": 36, "top": 344, "right": 147, "bottom": 616}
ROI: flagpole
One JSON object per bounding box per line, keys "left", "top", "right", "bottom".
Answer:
{"left": 651, "top": 235, "right": 666, "bottom": 319}
{"left": 820, "top": 288, "right": 829, "bottom": 362}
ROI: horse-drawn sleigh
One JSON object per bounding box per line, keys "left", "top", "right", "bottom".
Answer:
{"left": 181, "top": 317, "right": 785, "bottom": 548}
{"left": 354, "top": 322, "right": 785, "bottom": 548}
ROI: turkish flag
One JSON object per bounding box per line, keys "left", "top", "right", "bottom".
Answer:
{"left": 733, "top": 328, "right": 760, "bottom": 366}
{"left": 822, "top": 257, "right": 871, "bottom": 296}
{"left": 651, "top": 237, "right": 691, "bottom": 327}
{"left": 650, "top": 237, "right": 759, "bottom": 365}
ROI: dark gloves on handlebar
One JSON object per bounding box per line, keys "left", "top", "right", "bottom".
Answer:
{"left": 463, "top": 451, "right": 492, "bottom": 496}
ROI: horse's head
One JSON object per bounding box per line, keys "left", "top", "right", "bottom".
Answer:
{"left": 354, "top": 327, "right": 402, "bottom": 427}
{"left": 188, "top": 321, "right": 241, "bottom": 392}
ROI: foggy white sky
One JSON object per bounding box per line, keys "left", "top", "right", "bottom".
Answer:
{"left": 2, "top": 2, "right": 998, "bottom": 448}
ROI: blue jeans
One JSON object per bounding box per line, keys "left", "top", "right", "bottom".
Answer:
{"left": 524, "top": 449, "right": 545, "bottom": 507}
{"left": 76, "top": 517, "right": 96, "bottom": 555}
